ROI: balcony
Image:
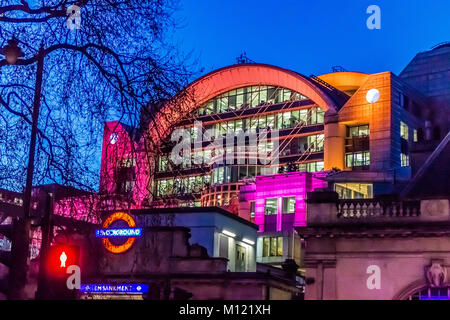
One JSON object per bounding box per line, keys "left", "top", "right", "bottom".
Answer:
{"left": 337, "top": 199, "right": 421, "bottom": 219}
{"left": 303, "top": 190, "right": 449, "bottom": 230}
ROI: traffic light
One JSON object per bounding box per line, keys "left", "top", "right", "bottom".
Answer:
{"left": 44, "top": 244, "right": 80, "bottom": 299}
{"left": 47, "top": 244, "right": 80, "bottom": 276}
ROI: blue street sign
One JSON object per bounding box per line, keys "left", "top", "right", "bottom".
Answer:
{"left": 80, "top": 284, "right": 149, "bottom": 294}
{"left": 95, "top": 228, "right": 143, "bottom": 237}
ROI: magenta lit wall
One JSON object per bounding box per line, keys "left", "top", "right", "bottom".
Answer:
{"left": 249, "top": 171, "right": 327, "bottom": 232}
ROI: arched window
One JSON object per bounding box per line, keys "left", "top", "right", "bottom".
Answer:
{"left": 405, "top": 286, "right": 450, "bottom": 300}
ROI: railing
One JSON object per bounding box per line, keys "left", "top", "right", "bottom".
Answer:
{"left": 337, "top": 199, "right": 421, "bottom": 219}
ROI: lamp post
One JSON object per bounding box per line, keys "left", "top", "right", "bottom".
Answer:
{"left": 1, "top": 39, "right": 45, "bottom": 299}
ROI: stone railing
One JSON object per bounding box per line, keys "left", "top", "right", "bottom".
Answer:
{"left": 337, "top": 199, "right": 421, "bottom": 219}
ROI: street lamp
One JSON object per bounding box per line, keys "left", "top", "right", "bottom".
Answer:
{"left": 0, "top": 39, "right": 45, "bottom": 299}
{"left": 0, "top": 38, "right": 25, "bottom": 65}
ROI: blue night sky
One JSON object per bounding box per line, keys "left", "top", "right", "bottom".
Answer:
{"left": 172, "top": 0, "right": 450, "bottom": 78}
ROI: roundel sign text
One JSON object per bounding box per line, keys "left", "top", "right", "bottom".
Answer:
{"left": 96, "top": 212, "right": 142, "bottom": 253}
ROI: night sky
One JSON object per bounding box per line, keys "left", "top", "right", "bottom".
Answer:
{"left": 172, "top": 0, "right": 450, "bottom": 78}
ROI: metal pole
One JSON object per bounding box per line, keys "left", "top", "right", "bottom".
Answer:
{"left": 8, "top": 47, "right": 45, "bottom": 300}
{"left": 35, "top": 192, "right": 54, "bottom": 300}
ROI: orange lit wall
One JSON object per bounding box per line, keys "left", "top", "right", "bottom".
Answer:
{"left": 324, "top": 72, "right": 394, "bottom": 171}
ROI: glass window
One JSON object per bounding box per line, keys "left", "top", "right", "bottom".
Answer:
{"left": 283, "top": 112, "right": 291, "bottom": 128}
{"left": 258, "top": 116, "right": 267, "bottom": 129}
{"left": 236, "top": 93, "right": 244, "bottom": 109}
{"left": 216, "top": 96, "right": 227, "bottom": 113}
{"left": 316, "top": 161, "right": 324, "bottom": 171}
{"left": 335, "top": 183, "right": 373, "bottom": 199}
{"left": 346, "top": 152, "right": 370, "bottom": 167}
{"left": 267, "top": 87, "right": 276, "bottom": 103}
{"left": 291, "top": 110, "right": 299, "bottom": 126}
{"left": 259, "top": 89, "right": 267, "bottom": 104}
{"left": 206, "top": 101, "right": 214, "bottom": 114}
{"left": 277, "top": 237, "right": 283, "bottom": 256}
{"left": 214, "top": 167, "right": 224, "bottom": 184}
{"left": 414, "top": 129, "right": 418, "bottom": 142}
{"left": 235, "top": 120, "right": 243, "bottom": 132}
{"left": 283, "top": 89, "right": 291, "bottom": 102}
{"left": 267, "top": 115, "right": 275, "bottom": 129}
{"left": 250, "top": 201, "right": 255, "bottom": 219}
{"left": 348, "top": 124, "right": 370, "bottom": 137}
{"left": 228, "top": 95, "right": 237, "bottom": 110}
{"left": 250, "top": 118, "right": 258, "bottom": 132}
{"left": 317, "top": 109, "right": 324, "bottom": 124}
{"left": 276, "top": 114, "right": 283, "bottom": 130}
{"left": 310, "top": 108, "right": 317, "bottom": 125}
{"left": 317, "top": 134, "right": 324, "bottom": 151}
{"left": 270, "top": 237, "right": 277, "bottom": 256}
{"left": 401, "top": 153, "right": 410, "bottom": 167}
{"left": 401, "top": 121, "right": 409, "bottom": 140}
{"left": 299, "top": 109, "right": 308, "bottom": 125}
{"left": 262, "top": 237, "right": 283, "bottom": 257}
{"left": 265, "top": 198, "right": 278, "bottom": 215}
{"left": 250, "top": 91, "right": 259, "bottom": 108}
{"left": 282, "top": 197, "right": 295, "bottom": 213}
{"left": 263, "top": 238, "right": 269, "bottom": 257}
{"left": 158, "top": 156, "right": 168, "bottom": 172}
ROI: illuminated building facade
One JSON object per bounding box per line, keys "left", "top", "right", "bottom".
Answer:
{"left": 98, "top": 44, "right": 448, "bottom": 272}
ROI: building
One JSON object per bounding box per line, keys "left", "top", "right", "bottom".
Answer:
{"left": 97, "top": 44, "right": 449, "bottom": 276}
{"left": 239, "top": 171, "right": 327, "bottom": 270}
{"left": 131, "top": 206, "right": 258, "bottom": 272}
{"left": 99, "top": 44, "right": 450, "bottom": 211}
{"left": 297, "top": 133, "right": 450, "bottom": 300}
{"left": 82, "top": 222, "right": 301, "bottom": 300}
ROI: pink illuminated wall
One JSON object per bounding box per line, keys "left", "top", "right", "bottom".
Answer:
{"left": 99, "top": 121, "right": 150, "bottom": 209}
{"left": 248, "top": 171, "right": 328, "bottom": 232}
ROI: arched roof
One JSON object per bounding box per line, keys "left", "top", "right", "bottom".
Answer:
{"left": 147, "top": 63, "right": 339, "bottom": 149}
{"left": 318, "top": 71, "right": 369, "bottom": 92}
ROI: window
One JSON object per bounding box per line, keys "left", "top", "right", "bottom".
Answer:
{"left": 317, "top": 108, "right": 325, "bottom": 124}
{"left": 309, "top": 108, "right": 318, "bottom": 125}
{"left": 249, "top": 201, "right": 255, "bottom": 219}
{"left": 408, "top": 286, "right": 450, "bottom": 300}
{"left": 307, "top": 134, "right": 324, "bottom": 152}
{"left": 282, "top": 197, "right": 295, "bottom": 213}
{"left": 158, "top": 156, "right": 168, "bottom": 172}
{"left": 265, "top": 198, "right": 278, "bottom": 215}
{"left": 413, "top": 129, "right": 418, "bottom": 142}
{"left": 401, "top": 153, "right": 410, "bottom": 167}
{"left": 401, "top": 121, "right": 409, "bottom": 140}
{"left": 262, "top": 237, "right": 283, "bottom": 257}
{"left": 299, "top": 109, "right": 308, "bottom": 125}
{"left": 346, "top": 152, "right": 370, "bottom": 167}
{"left": 348, "top": 124, "right": 370, "bottom": 138}
{"left": 307, "top": 161, "right": 324, "bottom": 172}
{"left": 335, "top": 183, "right": 373, "bottom": 199}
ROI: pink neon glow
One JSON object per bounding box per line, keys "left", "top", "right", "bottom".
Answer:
{"left": 248, "top": 171, "right": 328, "bottom": 232}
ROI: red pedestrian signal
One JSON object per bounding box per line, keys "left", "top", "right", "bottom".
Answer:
{"left": 47, "top": 245, "right": 80, "bottom": 276}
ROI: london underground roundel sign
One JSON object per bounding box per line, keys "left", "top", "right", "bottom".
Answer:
{"left": 96, "top": 212, "right": 142, "bottom": 253}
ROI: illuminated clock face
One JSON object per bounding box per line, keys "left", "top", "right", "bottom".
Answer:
{"left": 109, "top": 133, "right": 119, "bottom": 145}
{"left": 366, "top": 88, "right": 380, "bottom": 103}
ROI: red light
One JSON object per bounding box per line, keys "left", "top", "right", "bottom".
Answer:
{"left": 47, "top": 245, "right": 80, "bottom": 276}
